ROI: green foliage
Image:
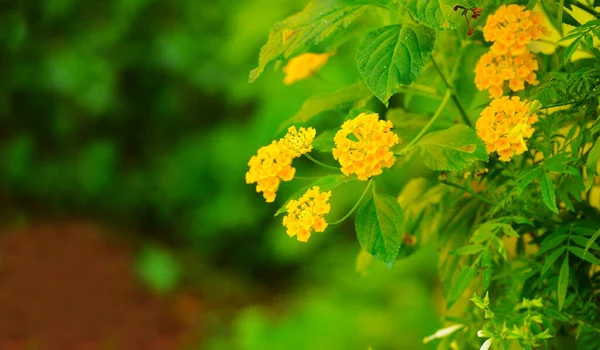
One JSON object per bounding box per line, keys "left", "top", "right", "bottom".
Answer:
{"left": 135, "top": 244, "right": 180, "bottom": 295}
{"left": 416, "top": 125, "right": 488, "bottom": 171}
{"left": 397, "top": 0, "right": 479, "bottom": 30}
{"left": 356, "top": 24, "right": 436, "bottom": 105}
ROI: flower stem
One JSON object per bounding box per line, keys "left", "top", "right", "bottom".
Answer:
{"left": 431, "top": 57, "right": 473, "bottom": 127}
{"left": 396, "top": 89, "right": 452, "bottom": 156}
{"left": 441, "top": 179, "right": 497, "bottom": 205}
{"left": 304, "top": 153, "right": 340, "bottom": 170}
{"left": 329, "top": 179, "right": 373, "bottom": 225}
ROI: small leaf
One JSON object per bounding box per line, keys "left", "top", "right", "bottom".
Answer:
{"left": 541, "top": 246, "right": 567, "bottom": 275}
{"left": 451, "top": 244, "right": 485, "bottom": 255}
{"left": 516, "top": 167, "right": 542, "bottom": 195}
{"left": 279, "top": 81, "right": 373, "bottom": 132}
{"left": 557, "top": 253, "right": 569, "bottom": 310}
{"left": 356, "top": 23, "right": 435, "bottom": 105}
{"left": 541, "top": 171, "right": 559, "bottom": 214}
{"left": 416, "top": 125, "right": 488, "bottom": 171}
{"left": 355, "top": 193, "right": 405, "bottom": 267}
{"left": 398, "top": 0, "right": 478, "bottom": 30}
{"left": 569, "top": 246, "right": 600, "bottom": 266}
{"left": 481, "top": 249, "right": 492, "bottom": 291}
{"left": 275, "top": 174, "right": 349, "bottom": 216}
{"left": 447, "top": 266, "right": 477, "bottom": 308}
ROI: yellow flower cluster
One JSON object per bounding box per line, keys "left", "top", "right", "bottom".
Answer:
{"left": 475, "top": 5, "right": 547, "bottom": 98}
{"left": 332, "top": 113, "right": 399, "bottom": 181}
{"left": 282, "top": 52, "right": 332, "bottom": 85}
{"left": 474, "top": 51, "right": 539, "bottom": 98}
{"left": 279, "top": 126, "right": 316, "bottom": 157}
{"left": 282, "top": 186, "right": 331, "bottom": 242}
{"left": 245, "top": 127, "right": 316, "bottom": 202}
{"left": 476, "top": 96, "right": 538, "bottom": 162}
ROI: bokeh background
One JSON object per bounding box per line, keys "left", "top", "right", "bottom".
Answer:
{"left": 0, "top": 0, "right": 547, "bottom": 349}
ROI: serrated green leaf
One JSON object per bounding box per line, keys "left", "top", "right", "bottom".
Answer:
{"left": 451, "top": 244, "right": 485, "bottom": 255}
{"left": 557, "top": 253, "right": 569, "bottom": 310}
{"left": 570, "top": 246, "right": 600, "bottom": 266}
{"left": 278, "top": 81, "right": 373, "bottom": 132}
{"left": 312, "top": 130, "right": 336, "bottom": 152}
{"left": 481, "top": 249, "right": 492, "bottom": 291}
{"left": 416, "top": 125, "right": 488, "bottom": 171}
{"left": 396, "top": 0, "right": 477, "bottom": 30}
{"left": 356, "top": 23, "right": 435, "bottom": 105}
{"left": 541, "top": 246, "right": 567, "bottom": 275}
{"left": 447, "top": 265, "right": 477, "bottom": 308}
{"left": 275, "top": 174, "right": 349, "bottom": 216}
{"left": 516, "top": 167, "right": 542, "bottom": 195}
{"left": 541, "top": 171, "right": 559, "bottom": 214}
{"left": 355, "top": 193, "right": 405, "bottom": 267}
{"left": 250, "top": 0, "right": 393, "bottom": 82}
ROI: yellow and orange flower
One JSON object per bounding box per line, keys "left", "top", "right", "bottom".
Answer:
{"left": 474, "top": 51, "right": 539, "bottom": 98}
{"left": 245, "top": 141, "right": 296, "bottom": 202}
{"left": 282, "top": 186, "right": 331, "bottom": 242}
{"left": 476, "top": 96, "right": 538, "bottom": 162}
{"left": 279, "top": 126, "right": 316, "bottom": 157}
{"left": 483, "top": 5, "right": 549, "bottom": 56}
{"left": 282, "top": 52, "right": 333, "bottom": 85}
{"left": 332, "top": 113, "right": 399, "bottom": 181}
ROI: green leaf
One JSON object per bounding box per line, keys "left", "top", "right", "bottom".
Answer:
{"left": 451, "top": 244, "right": 485, "bottom": 255}
{"left": 557, "top": 253, "right": 569, "bottom": 310}
{"left": 516, "top": 167, "right": 542, "bottom": 195}
{"left": 355, "top": 193, "right": 405, "bottom": 267}
{"left": 584, "top": 229, "right": 600, "bottom": 258}
{"left": 356, "top": 24, "right": 435, "bottom": 105}
{"left": 249, "top": 0, "right": 393, "bottom": 82}
{"left": 416, "top": 125, "right": 489, "bottom": 171}
{"left": 570, "top": 235, "right": 600, "bottom": 252}
{"left": 586, "top": 139, "right": 600, "bottom": 175}
{"left": 541, "top": 171, "right": 559, "bottom": 214}
{"left": 569, "top": 246, "right": 600, "bottom": 266}
{"left": 543, "top": 153, "right": 571, "bottom": 173}
{"left": 481, "top": 249, "right": 492, "bottom": 291}
{"left": 447, "top": 266, "right": 477, "bottom": 308}
{"left": 136, "top": 245, "right": 180, "bottom": 295}
{"left": 397, "top": 0, "right": 476, "bottom": 30}
{"left": 278, "top": 81, "right": 372, "bottom": 132}
{"left": 312, "top": 130, "right": 336, "bottom": 153}
{"left": 538, "top": 234, "right": 569, "bottom": 255}
{"left": 275, "top": 174, "right": 350, "bottom": 216}
{"left": 565, "top": 36, "right": 582, "bottom": 62}
{"left": 541, "top": 246, "right": 567, "bottom": 275}
{"left": 502, "top": 224, "right": 520, "bottom": 237}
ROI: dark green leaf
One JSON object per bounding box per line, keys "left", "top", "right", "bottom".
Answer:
{"left": 584, "top": 229, "right": 600, "bottom": 258}
{"left": 565, "top": 36, "right": 582, "bottom": 62}
{"left": 416, "top": 125, "right": 489, "bottom": 171}
{"left": 557, "top": 253, "right": 569, "bottom": 310}
{"left": 275, "top": 174, "right": 350, "bottom": 216}
{"left": 570, "top": 246, "right": 600, "bottom": 266}
{"left": 541, "top": 171, "right": 559, "bottom": 214}
{"left": 356, "top": 24, "right": 435, "bottom": 105}
{"left": 538, "top": 234, "right": 569, "bottom": 255}
{"left": 541, "top": 246, "right": 567, "bottom": 275}
{"left": 355, "top": 193, "right": 405, "bottom": 267}
{"left": 516, "top": 167, "right": 542, "bottom": 195}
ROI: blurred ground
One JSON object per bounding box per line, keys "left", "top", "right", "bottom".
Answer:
{"left": 0, "top": 221, "right": 195, "bottom": 350}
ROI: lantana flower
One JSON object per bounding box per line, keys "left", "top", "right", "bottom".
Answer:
{"left": 282, "top": 186, "right": 331, "bottom": 242}
{"left": 332, "top": 113, "right": 399, "bottom": 181}
{"left": 483, "top": 5, "right": 549, "bottom": 56}
{"left": 245, "top": 141, "right": 296, "bottom": 203}
{"left": 282, "top": 52, "right": 333, "bottom": 85}
{"left": 475, "top": 51, "right": 539, "bottom": 98}
{"left": 279, "top": 126, "right": 316, "bottom": 157}
{"left": 476, "top": 96, "right": 538, "bottom": 162}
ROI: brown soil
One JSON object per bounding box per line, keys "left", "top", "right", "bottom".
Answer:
{"left": 0, "top": 221, "right": 192, "bottom": 350}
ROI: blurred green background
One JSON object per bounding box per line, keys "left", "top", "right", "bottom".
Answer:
{"left": 0, "top": 0, "right": 448, "bottom": 348}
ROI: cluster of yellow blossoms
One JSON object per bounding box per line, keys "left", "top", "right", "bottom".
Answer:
{"left": 476, "top": 96, "right": 538, "bottom": 162}
{"left": 282, "top": 52, "right": 333, "bottom": 85}
{"left": 245, "top": 126, "right": 315, "bottom": 202}
{"left": 475, "top": 5, "right": 548, "bottom": 98}
{"left": 282, "top": 186, "right": 331, "bottom": 242}
{"left": 332, "top": 113, "right": 399, "bottom": 181}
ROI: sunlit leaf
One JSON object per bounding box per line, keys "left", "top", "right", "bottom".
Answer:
{"left": 396, "top": 0, "right": 478, "bottom": 30}
{"left": 416, "top": 125, "right": 488, "bottom": 171}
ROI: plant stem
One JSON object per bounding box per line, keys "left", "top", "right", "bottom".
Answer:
{"left": 431, "top": 57, "right": 473, "bottom": 127}
{"left": 304, "top": 153, "right": 340, "bottom": 170}
{"left": 441, "top": 179, "right": 497, "bottom": 205}
{"left": 573, "top": 1, "right": 599, "bottom": 18}
{"left": 396, "top": 89, "right": 452, "bottom": 156}
{"left": 329, "top": 179, "right": 373, "bottom": 225}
